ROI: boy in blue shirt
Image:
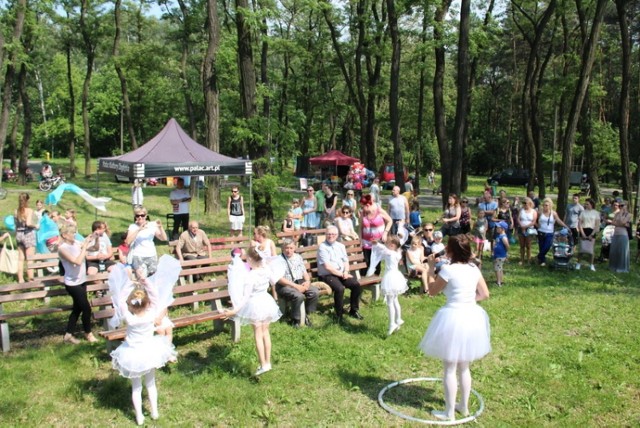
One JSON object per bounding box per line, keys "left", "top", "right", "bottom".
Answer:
{"left": 492, "top": 221, "right": 510, "bottom": 286}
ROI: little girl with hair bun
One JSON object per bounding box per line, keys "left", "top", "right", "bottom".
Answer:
{"left": 108, "top": 256, "right": 180, "bottom": 426}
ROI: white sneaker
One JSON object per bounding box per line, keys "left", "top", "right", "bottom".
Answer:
{"left": 575, "top": 263, "right": 581, "bottom": 270}
{"left": 590, "top": 264, "right": 596, "bottom": 271}
{"left": 255, "top": 363, "right": 272, "bottom": 376}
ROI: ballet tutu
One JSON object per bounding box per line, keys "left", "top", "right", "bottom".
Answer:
{"left": 234, "top": 292, "right": 282, "bottom": 326}
{"left": 419, "top": 303, "right": 491, "bottom": 362}
{"left": 229, "top": 215, "right": 245, "bottom": 231}
{"left": 381, "top": 270, "right": 409, "bottom": 297}
{"left": 111, "top": 335, "right": 177, "bottom": 378}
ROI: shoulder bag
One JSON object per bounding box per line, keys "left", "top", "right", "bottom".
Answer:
{"left": 0, "top": 235, "right": 19, "bottom": 275}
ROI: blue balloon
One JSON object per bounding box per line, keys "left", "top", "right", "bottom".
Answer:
{"left": 4, "top": 215, "right": 15, "bottom": 231}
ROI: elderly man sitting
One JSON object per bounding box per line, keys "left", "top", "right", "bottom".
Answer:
{"left": 275, "top": 238, "right": 320, "bottom": 327}
{"left": 175, "top": 221, "right": 212, "bottom": 280}
{"left": 317, "top": 225, "right": 364, "bottom": 322}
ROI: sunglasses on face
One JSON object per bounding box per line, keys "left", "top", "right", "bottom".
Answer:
{"left": 135, "top": 214, "right": 146, "bottom": 218}
{"left": 425, "top": 228, "right": 433, "bottom": 231}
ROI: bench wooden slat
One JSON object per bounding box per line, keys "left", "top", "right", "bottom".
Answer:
{"left": 0, "top": 306, "right": 73, "bottom": 321}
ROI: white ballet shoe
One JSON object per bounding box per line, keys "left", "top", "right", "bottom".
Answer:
{"left": 255, "top": 363, "right": 272, "bottom": 376}
{"left": 135, "top": 413, "right": 145, "bottom": 426}
{"left": 431, "top": 410, "right": 454, "bottom": 421}
{"left": 455, "top": 403, "right": 469, "bottom": 417}
{"left": 387, "top": 323, "right": 398, "bottom": 336}
{"left": 151, "top": 411, "right": 159, "bottom": 420}
{"left": 396, "top": 319, "right": 405, "bottom": 327}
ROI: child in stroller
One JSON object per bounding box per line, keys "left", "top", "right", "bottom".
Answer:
{"left": 552, "top": 228, "right": 573, "bottom": 269}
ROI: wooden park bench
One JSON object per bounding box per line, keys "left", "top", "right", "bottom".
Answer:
{"left": 274, "top": 238, "right": 382, "bottom": 326}
{"left": 0, "top": 272, "right": 110, "bottom": 353}
{"left": 94, "top": 256, "right": 241, "bottom": 347}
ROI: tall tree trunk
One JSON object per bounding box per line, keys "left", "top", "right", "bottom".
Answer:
{"left": 0, "top": 0, "right": 26, "bottom": 169}
{"left": 450, "top": 0, "right": 470, "bottom": 196}
{"left": 615, "top": 0, "right": 632, "bottom": 202}
{"left": 433, "top": 0, "right": 452, "bottom": 207}
{"left": 415, "top": 9, "right": 429, "bottom": 193}
{"left": 17, "top": 62, "right": 31, "bottom": 185}
{"left": 177, "top": 0, "right": 197, "bottom": 138}
{"left": 557, "top": 0, "right": 607, "bottom": 218}
{"left": 462, "top": 0, "right": 496, "bottom": 192}
{"left": 386, "top": 0, "right": 403, "bottom": 191}
{"left": 113, "top": 0, "right": 138, "bottom": 150}
{"left": 512, "top": 0, "right": 556, "bottom": 197}
{"left": 66, "top": 41, "right": 77, "bottom": 174}
{"left": 80, "top": 0, "right": 95, "bottom": 178}
{"left": 236, "top": 0, "right": 271, "bottom": 225}
{"left": 203, "top": 0, "right": 221, "bottom": 214}
{"left": 9, "top": 97, "right": 22, "bottom": 171}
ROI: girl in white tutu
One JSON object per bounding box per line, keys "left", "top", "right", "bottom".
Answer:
{"left": 224, "top": 247, "right": 282, "bottom": 376}
{"left": 419, "top": 234, "right": 490, "bottom": 421}
{"left": 108, "top": 256, "right": 180, "bottom": 425}
{"left": 373, "top": 235, "right": 408, "bottom": 336}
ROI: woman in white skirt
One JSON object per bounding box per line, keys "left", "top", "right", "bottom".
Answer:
{"left": 419, "top": 234, "right": 491, "bottom": 421}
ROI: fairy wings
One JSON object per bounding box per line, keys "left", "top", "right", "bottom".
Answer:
{"left": 107, "top": 254, "right": 181, "bottom": 329}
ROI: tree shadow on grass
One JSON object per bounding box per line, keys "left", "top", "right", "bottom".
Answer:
{"left": 338, "top": 370, "right": 443, "bottom": 418}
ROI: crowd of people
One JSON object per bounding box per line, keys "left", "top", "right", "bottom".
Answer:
{"left": 2, "top": 174, "right": 637, "bottom": 424}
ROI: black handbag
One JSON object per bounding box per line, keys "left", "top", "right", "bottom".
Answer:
{"left": 300, "top": 233, "right": 317, "bottom": 247}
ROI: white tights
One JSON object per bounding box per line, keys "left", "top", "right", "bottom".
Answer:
{"left": 131, "top": 370, "right": 158, "bottom": 423}
{"left": 441, "top": 360, "right": 471, "bottom": 417}
{"left": 386, "top": 296, "right": 402, "bottom": 327}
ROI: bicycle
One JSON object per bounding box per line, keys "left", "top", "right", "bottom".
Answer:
{"left": 39, "top": 175, "right": 65, "bottom": 191}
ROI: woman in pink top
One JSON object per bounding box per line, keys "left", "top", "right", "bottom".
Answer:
{"left": 358, "top": 194, "right": 392, "bottom": 275}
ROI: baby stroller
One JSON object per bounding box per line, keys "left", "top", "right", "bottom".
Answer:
{"left": 598, "top": 224, "right": 615, "bottom": 262}
{"left": 551, "top": 228, "right": 573, "bottom": 269}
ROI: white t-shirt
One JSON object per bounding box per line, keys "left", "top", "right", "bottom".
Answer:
{"left": 127, "top": 222, "right": 159, "bottom": 258}
{"left": 86, "top": 234, "right": 112, "bottom": 258}
{"left": 170, "top": 188, "right": 191, "bottom": 214}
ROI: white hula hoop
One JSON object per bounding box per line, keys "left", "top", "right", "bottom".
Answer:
{"left": 378, "top": 377, "right": 484, "bottom": 425}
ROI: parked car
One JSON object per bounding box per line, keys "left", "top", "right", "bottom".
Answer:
{"left": 380, "top": 163, "right": 409, "bottom": 189}
{"left": 487, "top": 168, "right": 531, "bottom": 186}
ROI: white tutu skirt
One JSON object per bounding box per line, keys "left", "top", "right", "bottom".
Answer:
{"left": 111, "top": 336, "right": 177, "bottom": 379}
{"left": 229, "top": 215, "right": 245, "bottom": 230}
{"left": 419, "top": 304, "right": 491, "bottom": 362}
{"left": 381, "top": 270, "right": 408, "bottom": 297}
{"left": 235, "top": 292, "right": 282, "bottom": 326}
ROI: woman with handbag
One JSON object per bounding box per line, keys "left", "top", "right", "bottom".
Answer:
{"left": 14, "top": 193, "right": 40, "bottom": 283}
{"left": 517, "top": 197, "right": 538, "bottom": 265}
{"left": 440, "top": 194, "right": 461, "bottom": 237}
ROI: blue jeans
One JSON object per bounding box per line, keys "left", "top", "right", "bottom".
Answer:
{"left": 537, "top": 232, "right": 554, "bottom": 263}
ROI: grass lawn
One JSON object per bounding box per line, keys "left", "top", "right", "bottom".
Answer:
{"left": 1, "top": 166, "right": 639, "bottom": 426}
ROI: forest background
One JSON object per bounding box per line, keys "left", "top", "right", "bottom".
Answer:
{"left": 0, "top": 0, "right": 638, "bottom": 224}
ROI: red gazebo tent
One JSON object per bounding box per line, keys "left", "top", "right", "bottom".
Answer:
{"left": 309, "top": 150, "right": 359, "bottom": 166}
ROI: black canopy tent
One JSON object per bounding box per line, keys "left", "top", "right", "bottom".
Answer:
{"left": 97, "top": 118, "right": 253, "bottom": 227}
